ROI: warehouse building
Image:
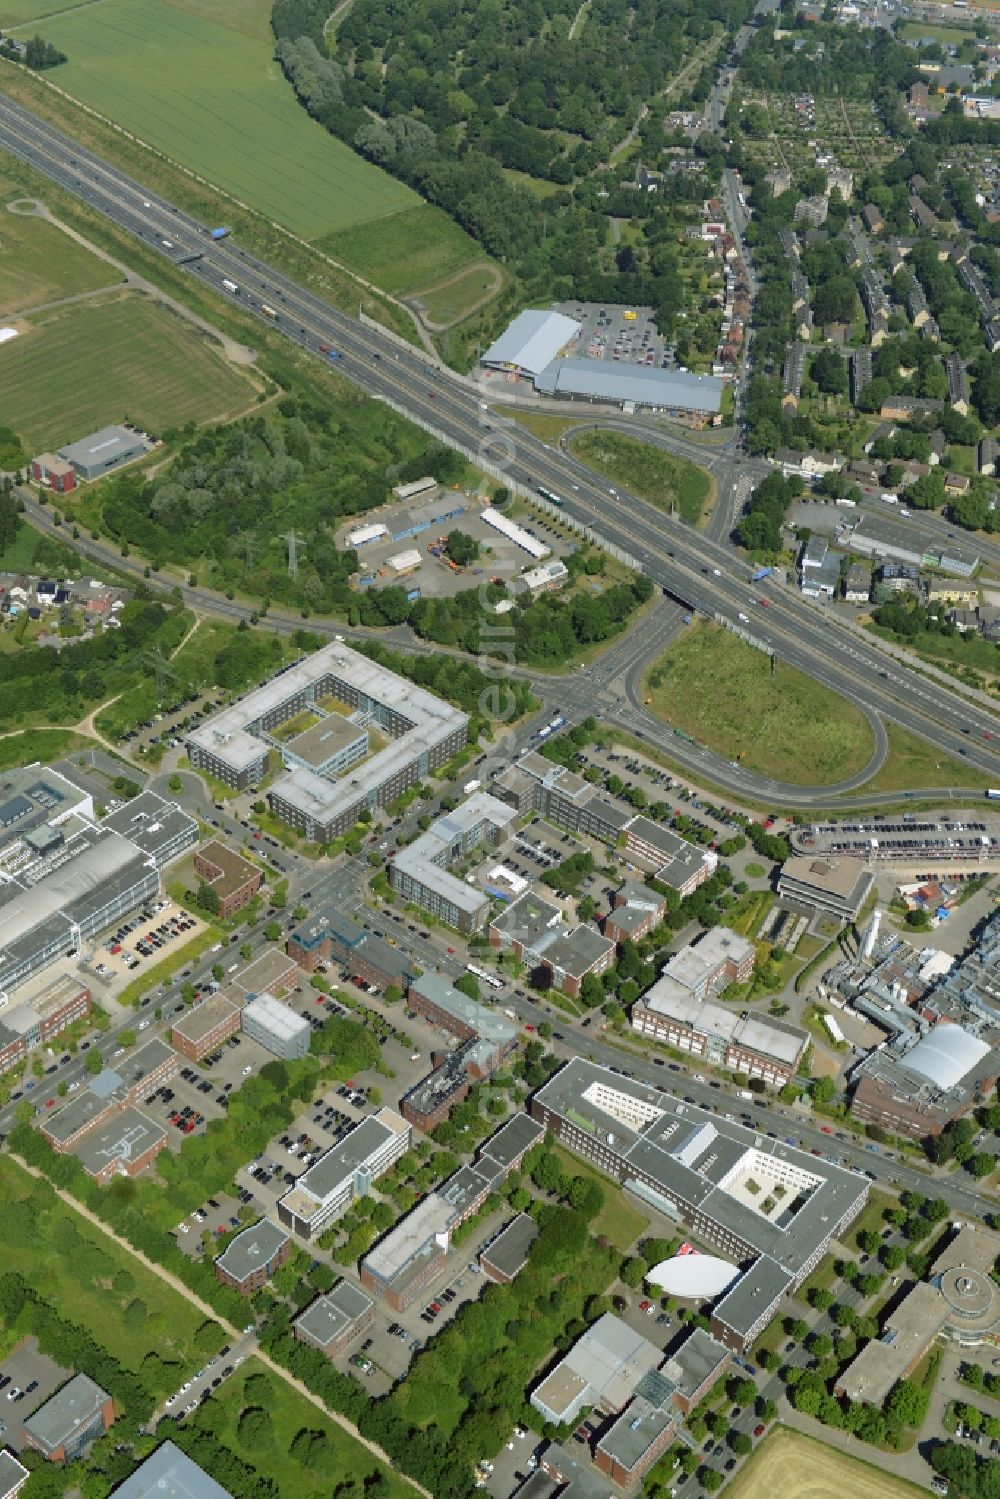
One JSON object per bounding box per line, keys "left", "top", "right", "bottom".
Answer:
{"left": 535, "top": 360, "right": 724, "bottom": 417}
{"left": 778, "top": 854, "right": 874, "bottom": 921}
{"left": 23, "top": 1375, "right": 114, "bottom": 1463}
{"left": 294, "top": 1282, "right": 374, "bottom": 1358}
{"left": 531, "top": 1059, "right": 868, "bottom": 1352}
{"left": 193, "top": 840, "right": 262, "bottom": 919}
{"left": 481, "top": 507, "right": 551, "bottom": 561}
{"left": 481, "top": 309, "right": 581, "bottom": 378}
{"left": 112, "top": 1442, "right": 235, "bottom": 1499}
{"left": 241, "top": 992, "right": 310, "bottom": 1060}
{"left": 390, "top": 792, "right": 516, "bottom": 931}
{"left": 277, "top": 1109, "right": 410, "bottom": 1240}
{"left": 215, "top": 1218, "right": 291, "bottom": 1294}
{"left": 188, "top": 642, "right": 467, "bottom": 837}
{"left": 57, "top": 425, "right": 150, "bottom": 481}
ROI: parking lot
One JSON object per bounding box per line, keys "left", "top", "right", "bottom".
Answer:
{"left": 555, "top": 300, "right": 674, "bottom": 370}
{"left": 88, "top": 897, "right": 209, "bottom": 996}
{"left": 0, "top": 1338, "right": 69, "bottom": 1450}
{"left": 121, "top": 692, "right": 226, "bottom": 755}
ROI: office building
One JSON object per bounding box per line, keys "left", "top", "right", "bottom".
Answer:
{"left": 0, "top": 765, "right": 91, "bottom": 854}
{"left": 531, "top": 1059, "right": 868, "bottom": 1352}
{"left": 23, "top": 1375, "right": 114, "bottom": 1462}
{"left": 187, "top": 642, "right": 467, "bottom": 838}
{"left": 407, "top": 973, "right": 517, "bottom": 1068}
{"left": 294, "top": 1282, "right": 375, "bottom": 1358}
{"left": 31, "top": 453, "right": 76, "bottom": 493}
{"left": 73, "top": 1107, "right": 169, "bottom": 1184}
{"left": 531, "top": 1313, "right": 664, "bottom": 1426}
{"left": 113, "top": 1038, "right": 179, "bottom": 1102}
{"left": 623, "top": 816, "right": 717, "bottom": 896}
{"left": 0, "top": 975, "right": 91, "bottom": 1076}
{"left": 215, "top": 1219, "right": 291, "bottom": 1294}
{"left": 851, "top": 1023, "right": 999, "bottom": 1138}
{"left": 487, "top": 895, "right": 615, "bottom": 998}
{"left": 241, "top": 992, "right": 310, "bottom": 1060}
{"left": 171, "top": 993, "right": 241, "bottom": 1061}
{"left": 111, "top": 1441, "right": 235, "bottom": 1499}
{"left": 360, "top": 1114, "right": 543, "bottom": 1309}
{"left": 390, "top": 793, "right": 516, "bottom": 932}
{"left": 193, "top": 841, "right": 262, "bottom": 919}
{"left": 400, "top": 1043, "right": 478, "bottom": 1132}
{"left": 277, "top": 1109, "right": 410, "bottom": 1240}
{"left": 286, "top": 906, "right": 416, "bottom": 992}
{"left": 480, "top": 1213, "right": 539, "bottom": 1283}
{"left": 604, "top": 881, "right": 667, "bottom": 944}
{"left": 494, "top": 752, "right": 632, "bottom": 845}
{"left": 777, "top": 854, "right": 874, "bottom": 921}
{"left": 0, "top": 1452, "right": 28, "bottom": 1499}
{"left": 228, "top": 947, "right": 299, "bottom": 1002}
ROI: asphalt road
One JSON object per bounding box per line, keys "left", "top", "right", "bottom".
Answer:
{"left": 0, "top": 93, "right": 998, "bottom": 786}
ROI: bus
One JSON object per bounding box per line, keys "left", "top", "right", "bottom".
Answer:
{"left": 987, "top": 789, "right": 1000, "bottom": 801}
{"left": 536, "top": 485, "right": 564, "bottom": 507}
{"left": 466, "top": 963, "right": 504, "bottom": 991}
{"left": 261, "top": 304, "right": 278, "bottom": 320}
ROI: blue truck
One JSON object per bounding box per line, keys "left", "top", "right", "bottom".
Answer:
{"left": 752, "top": 566, "right": 773, "bottom": 582}
{"left": 210, "top": 226, "right": 231, "bottom": 240}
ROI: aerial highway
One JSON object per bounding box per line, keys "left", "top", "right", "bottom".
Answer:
{"left": 0, "top": 92, "right": 998, "bottom": 787}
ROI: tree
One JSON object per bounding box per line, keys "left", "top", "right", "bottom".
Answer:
{"left": 731, "top": 1432, "right": 753, "bottom": 1456}
{"left": 811, "top": 1075, "right": 837, "bottom": 1105}
{"left": 237, "top": 1406, "right": 272, "bottom": 1448}
{"left": 809, "top": 1287, "right": 835, "bottom": 1312}
{"left": 887, "top": 1377, "right": 928, "bottom": 1429}
{"left": 263, "top": 920, "right": 282, "bottom": 941}
{"left": 454, "top": 972, "right": 480, "bottom": 1001}
{"left": 445, "top": 531, "right": 479, "bottom": 566}
{"left": 969, "top": 1152, "right": 994, "bottom": 1179}
{"left": 85, "top": 1048, "right": 103, "bottom": 1075}
{"left": 197, "top": 880, "right": 221, "bottom": 916}
{"left": 701, "top": 1469, "right": 723, "bottom": 1492}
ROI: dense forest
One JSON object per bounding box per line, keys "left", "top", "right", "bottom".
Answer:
{"left": 271, "top": 0, "right": 743, "bottom": 323}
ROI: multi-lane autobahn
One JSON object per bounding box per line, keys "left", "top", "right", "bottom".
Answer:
{"left": 0, "top": 91, "right": 998, "bottom": 792}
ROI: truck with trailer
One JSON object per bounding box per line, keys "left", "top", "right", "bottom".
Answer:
{"left": 210, "top": 226, "right": 231, "bottom": 240}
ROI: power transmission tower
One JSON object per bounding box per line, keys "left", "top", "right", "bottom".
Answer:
{"left": 135, "top": 646, "right": 178, "bottom": 704}
{"left": 238, "top": 530, "right": 257, "bottom": 569}
{"left": 282, "top": 530, "right": 306, "bottom": 581}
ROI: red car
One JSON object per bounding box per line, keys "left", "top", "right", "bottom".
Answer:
{"left": 315, "top": 996, "right": 325, "bottom": 1005}
{"left": 45, "top": 1097, "right": 56, "bottom": 1108}
{"left": 820, "top": 1125, "right": 833, "bottom": 1135}
{"left": 447, "top": 946, "right": 455, "bottom": 954}
{"left": 754, "top": 1424, "right": 765, "bottom": 1438}
{"left": 524, "top": 1023, "right": 535, "bottom": 1033}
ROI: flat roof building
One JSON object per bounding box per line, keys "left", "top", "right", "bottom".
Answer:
{"left": 480, "top": 1213, "right": 540, "bottom": 1283}
{"left": 215, "top": 1218, "right": 291, "bottom": 1294}
{"left": 193, "top": 840, "right": 262, "bottom": 920}
{"left": 532, "top": 1059, "right": 868, "bottom": 1352}
{"left": 778, "top": 854, "right": 874, "bottom": 921}
{"left": 624, "top": 816, "right": 717, "bottom": 896}
{"left": 57, "top": 424, "right": 148, "bottom": 480}
{"left": 72, "top": 1106, "right": 169, "bottom": 1184}
{"left": 23, "top": 1374, "right": 114, "bottom": 1462}
{"left": 242, "top": 992, "right": 310, "bottom": 1060}
{"left": 294, "top": 1281, "right": 375, "bottom": 1358}
{"left": 408, "top": 972, "right": 517, "bottom": 1064}
{"left": 531, "top": 1313, "right": 663, "bottom": 1426}
{"left": 0, "top": 765, "right": 91, "bottom": 853}
{"left": 278, "top": 1108, "right": 410, "bottom": 1240}
{"left": 535, "top": 359, "right": 724, "bottom": 415}
{"left": 0, "top": 1453, "right": 28, "bottom": 1499}
{"left": 111, "top": 1441, "right": 235, "bottom": 1499}
{"left": 187, "top": 642, "right": 467, "bottom": 837}
{"left": 229, "top": 947, "right": 299, "bottom": 1001}
{"left": 481, "top": 309, "right": 581, "bottom": 378}
{"left": 390, "top": 792, "right": 516, "bottom": 932}
{"left": 171, "top": 993, "right": 241, "bottom": 1061}
{"left": 494, "top": 752, "right": 632, "bottom": 844}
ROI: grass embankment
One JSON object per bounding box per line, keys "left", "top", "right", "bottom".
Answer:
{"left": 643, "top": 623, "right": 875, "bottom": 786}
{"left": 860, "top": 721, "right": 990, "bottom": 795}
{"left": 570, "top": 429, "right": 715, "bottom": 526}
{"left": 3, "top": 293, "right": 256, "bottom": 449}
{"left": 0, "top": 728, "right": 96, "bottom": 771}
{"left": 318, "top": 207, "right": 492, "bottom": 302}
{"left": 0, "top": 207, "right": 121, "bottom": 311}
{"left": 725, "top": 1427, "right": 929, "bottom": 1499}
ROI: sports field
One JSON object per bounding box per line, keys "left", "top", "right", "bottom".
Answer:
{"left": 0, "top": 209, "right": 120, "bottom": 312}
{"left": 726, "top": 1429, "right": 927, "bottom": 1499}
{"left": 2, "top": 291, "right": 256, "bottom": 448}
{"left": 20, "top": 0, "right": 416, "bottom": 240}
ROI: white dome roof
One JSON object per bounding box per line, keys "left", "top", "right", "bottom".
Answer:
{"left": 902, "top": 1025, "right": 992, "bottom": 1091}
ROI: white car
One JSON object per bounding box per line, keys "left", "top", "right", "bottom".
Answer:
{"left": 178, "top": 1223, "right": 190, "bottom": 1234}
{"left": 165, "top": 1394, "right": 178, "bottom": 1407}
{"left": 6, "top": 1387, "right": 20, "bottom": 1401}
{"left": 242, "top": 1065, "right": 253, "bottom": 1076}
{"left": 712, "top": 568, "right": 721, "bottom": 577}
{"left": 180, "top": 1382, "right": 192, "bottom": 1393}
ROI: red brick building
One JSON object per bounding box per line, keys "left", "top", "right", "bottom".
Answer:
{"left": 22, "top": 1375, "right": 113, "bottom": 1462}
{"left": 215, "top": 1219, "right": 291, "bottom": 1294}
{"left": 0, "top": 976, "right": 92, "bottom": 1076}
{"left": 31, "top": 454, "right": 76, "bottom": 494}
{"left": 193, "top": 840, "right": 262, "bottom": 920}
{"left": 171, "top": 993, "right": 241, "bottom": 1061}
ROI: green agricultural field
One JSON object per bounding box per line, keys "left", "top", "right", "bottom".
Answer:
{"left": 317, "top": 205, "right": 490, "bottom": 299}
{"left": 570, "top": 430, "right": 715, "bottom": 526}
{"left": 645, "top": 623, "right": 876, "bottom": 786}
{"left": 192, "top": 1356, "right": 419, "bottom": 1499}
{"left": 0, "top": 0, "right": 92, "bottom": 21}
{"left": 0, "top": 208, "right": 121, "bottom": 312}
{"left": 2, "top": 292, "right": 256, "bottom": 448}
{"left": 27, "top": 0, "right": 416, "bottom": 240}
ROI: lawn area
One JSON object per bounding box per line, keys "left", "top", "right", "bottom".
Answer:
{"left": 859, "top": 721, "right": 989, "bottom": 795}
{"left": 115, "top": 927, "right": 218, "bottom": 1008}
{"left": 0, "top": 1155, "right": 210, "bottom": 1378}
{"left": 868, "top": 621, "right": 1000, "bottom": 679}
{"left": 552, "top": 1144, "right": 651, "bottom": 1251}
{"left": 570, "top": 430, "right": 715, "bottom": 526}
{"left": 501, "top": 166, "right": 563, "bottom": 199}
{"left": 0, "top": 727, "right": 94, "bottom": 769}
{"left": 644, "top": 623, "right": 875, "bottom": 786}
{"left": 850, "top": 1189, "right": 897, "bottom": 1244}
{"left": 3, "top": 292, "right": 256, "bottom": 449}
{"left": 725, "top": 1427, "right": 928, "bottom": 1499}
{"left": 417, "top": 262, "right": 504, "bottom": 327}
{"left": 191, "top": 1355, "right": 419, "bottom": 1499}
{"left": 899, "top": 19, "right": 975, "bottom": 42}
{"left": 504, "top": 409, "right": 575, "bottom": 443}
{"left": 0, "top": 208, "right": 121, "bottom": 312}
{"left": 318, "top": 206, "right": 491, "bottom": 299}
{"left": 28, "top": 0, "right": 416, "bottom": 240}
